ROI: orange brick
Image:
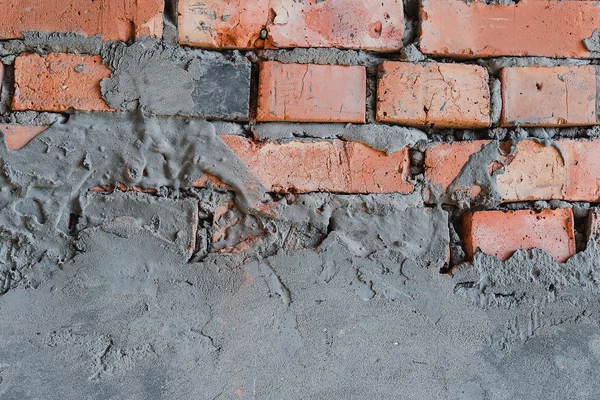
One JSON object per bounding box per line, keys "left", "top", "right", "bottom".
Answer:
{"left": 424, "top": 140, "right": 491, "bottom": 200}
{"left": 178, "top": 0, "right": 268, "bottom": 49}
{"left": 13, "top": 53, "right": 112, "bottom": 112}
{"left": 0, "top": 0, "right": 163, "bottom": 41}
{"left": 267, "top": 0, "right": 403, "bottom": 51}
{"left": 0, "top": 125, "right": 48, "bottom": 150}
{"left": 426, "top": 139, "right": 600, "bottom": 203}
{"left": 497, "top": 139, "right": 600, "bottom": 202}
{"left": 257, "top": 62, "right": 366, "bottom": 123}
{"left": 178, "top": 0, "right": 403, "bottom": 51}
{"left": 420, "top": 0, "right": 600, "bottom": 59}
{"left": 463, "top": 208, "right": 576, "bottom": 263}
{"left": 377, "top": 62, "right": 490, "bottom": 128}
{"left": 501, "top": 66, "right": 598, "bottom": 127}
{"left": 195, "top": 136, "right": 413, "bottom": 193}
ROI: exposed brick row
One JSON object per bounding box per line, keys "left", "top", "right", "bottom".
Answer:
{"left": 4, "top": 122, "right": 598, "bottom": 264}
{"left": 10, "top": 54, "right": 600, "bottom": 128}
{"left": 0, "top": 0, "right": 597, "bottom": 61}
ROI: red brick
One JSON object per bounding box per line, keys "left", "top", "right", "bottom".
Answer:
{"left": 0, "top": 0, "right": 163, "bottom": 41}
{"left": 178, "top": 0, "right": 268, "bottom": 49}
{"left": 0, "top": 125, "right": 48, "bottom": 150}
{"left": 13, "top": 53, "right": 112, "bottom": 112}
{"left": 426, "top": 139, "right": 600, "bottom": 203}
{"left": 178, "top": 0, "right": 403, "bottom": 51}
{"left": 463, "top": 208, "right": 576, "bottom": 263}
{"left": 377, "top": 62, "right": 490, "bottom": 128}
{"left": 267, "top": 0, "right": 403, "bottom": 51}
{"left": 194, "top": 136, "right": 413, "bottom": 193}
{"left": 257, "top": 62, "right": 366, "bottom": 123}
{"left": 501, "top": 66, "right": 598, "bottom": 127}
{"left": 424, "top": 140, "right": 491, "bottom": 200}
{"left": 420, "top": 0, "right": 600, "bottom": 59}
{"left": 497, "top": 139, "right": 600, "bottom": 202}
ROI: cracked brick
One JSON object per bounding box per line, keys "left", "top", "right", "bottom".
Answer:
{"left": 420, "top": 0, "right": 600, "bottom": 58}
{"left": 195, "top": 136, "right": 413, "bottom": 193}
{"left": 500, "top": 66, "right": 598, "bottom": 127}
{"left": 257, "top": 62, "right": 366, "bottom": 123}
{"left": 376, "top": 62, "right": 490, "bottom": 128}
{"left": 12, "top": 53, "right": 113, "bottom": 112}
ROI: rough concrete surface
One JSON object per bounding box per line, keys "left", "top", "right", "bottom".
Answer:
{"left": 0, "top": 114, "right": 599, "bottom": 399}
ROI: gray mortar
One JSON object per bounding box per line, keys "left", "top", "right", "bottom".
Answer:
{"left": 251, "top": 123, "right": 427, "bottom": 155}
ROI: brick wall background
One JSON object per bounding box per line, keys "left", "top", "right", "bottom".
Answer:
{"left": 2, "top": 0, "right": 600, "bottom": 398}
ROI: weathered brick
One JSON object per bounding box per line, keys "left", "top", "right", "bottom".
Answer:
{"left": 425, "top": 139, "right": 600, "bottom": 203}
{"left": 178, "top": 0, "right": 268, "bottom": 49}
{"left": 13, "top": 53, "right": 112, "bottom": 112}
{"left": 257, "top": 62, "right": 366, "bottom": 123}
{"left": 376, "top": 62, "right": 490, "bottom": 128}
{"left": 0, "top": 0, "right": 163, "bottom": 41}
{"left": 266, "top": 0, "right": 404, "bottom": 51}
{"left": 501, "top": 66, "right": 598, "bottom": 127}
{"left": 463, "top": 208, "right": 576, "bottom": 263}
{"left": 424, "top": 140, "right": 491, "bottom": 200}
{"left": 0, "top": 125, "right": 48, "bottom": 150}
{"left": 178, "top": 0, "right": 403, "bottom": 51}
{"left": 195, "top": 136, "right": 413, "bottom": 193}
{"left": 497, "top": 139, "right": 600, "bottom": 202}
{"left": 420, "top": 0, "right": 600, "bottom": 59}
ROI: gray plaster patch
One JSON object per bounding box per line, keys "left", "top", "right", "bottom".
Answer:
{"left": 252, "top": 123, "right": 427, "bottom": 155}
{"left": 0, "top": 113, "right": 268, "bottom": 293}
{"left": 100, "top": 39, "right": 250, "bottom": 119}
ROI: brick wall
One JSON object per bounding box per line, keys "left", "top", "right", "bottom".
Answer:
{"left": 1, "top": 0, "right": 599, "bottom": 267}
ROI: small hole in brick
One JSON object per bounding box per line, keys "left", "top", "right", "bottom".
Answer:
{"left": 536, "top": 83, "right": 543, "bottom": 91}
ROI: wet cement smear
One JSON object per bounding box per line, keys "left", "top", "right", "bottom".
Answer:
{"left": 1, "top": 115, "right": 600, "bottom": 399}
